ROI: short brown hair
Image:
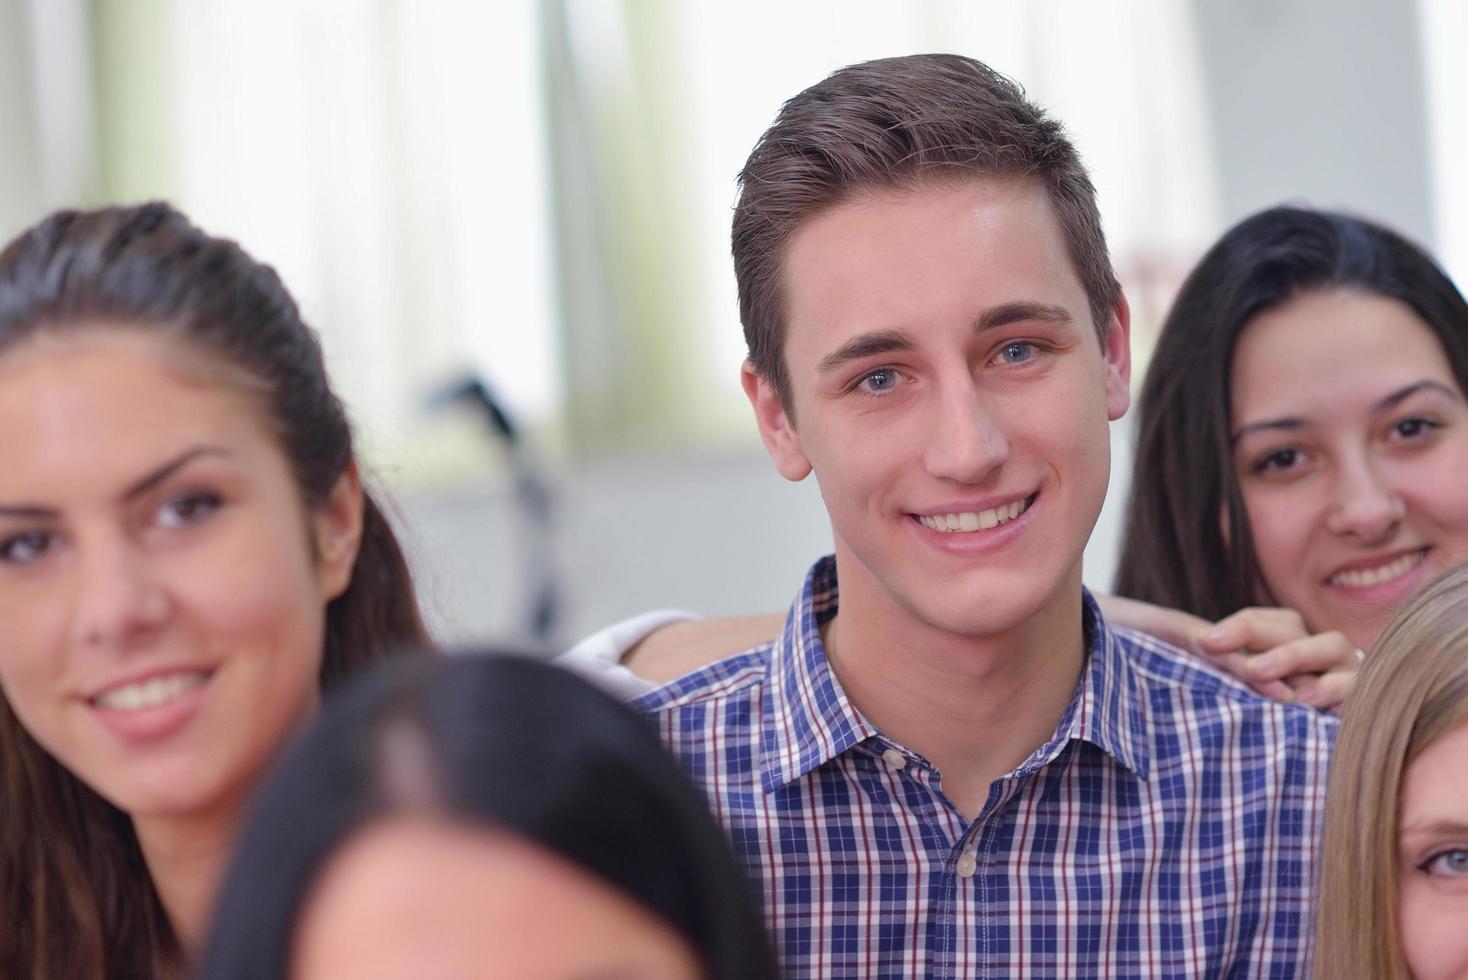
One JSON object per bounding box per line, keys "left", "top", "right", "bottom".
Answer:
{"left": 733, "top": 53, "right": 1120, "bottom": 414}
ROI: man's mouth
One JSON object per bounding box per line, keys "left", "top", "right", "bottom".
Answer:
{"left": 1326, "top": 548, "right": 1428, "bottom": 589}
{"left": 915, "top": 494, "right": 1034, "bottom": 533}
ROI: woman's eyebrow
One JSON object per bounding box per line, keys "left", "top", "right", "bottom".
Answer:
{"left": 119, "top": 446, "right": 233, "bottom": 503}
{"left": 1231, "top": 380, "right": 1463, "bottom": 444}
{"left": 1231, "top": 416, "right": 1304, "bottom": 445}
{"left": 1400, "top": 817, "right": 1468, "bottom": 838}
{"left": 0, "top": 447, "right": 234, "bottom": 518}
{"left": 1377, "top": 379, "right": 1461, "bottom": 411}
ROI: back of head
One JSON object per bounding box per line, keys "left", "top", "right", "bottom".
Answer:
{"left": 1314, "top": 562, "right": 1468, "bottom": 978}
{"left": 202, "top": 653, "right": 779, "bottom": 980}
{"left": 733, "top": 53, "right": 1119, "bottom": 414}
{"left": 1116, "top": 205, "right": 1468, "bottom": 619}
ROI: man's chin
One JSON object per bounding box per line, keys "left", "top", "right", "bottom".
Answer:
{"left": 900, "top": 590, "right": 1050, "bottom": 642}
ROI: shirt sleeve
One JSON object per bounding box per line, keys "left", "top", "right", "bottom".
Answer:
{"left": 555, "top": 609, "right": 703, "bottom": 700}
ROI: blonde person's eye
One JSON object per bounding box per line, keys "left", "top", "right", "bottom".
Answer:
{"left": 0, "top": 529, "right": 57, "bottom": 566}
{"left": 1420, "top": 847, "right": 1468, "bottom": 878}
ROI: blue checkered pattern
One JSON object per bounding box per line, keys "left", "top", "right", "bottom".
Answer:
{"left": 635, "top": 556, "right": 1337, "bottom": 978}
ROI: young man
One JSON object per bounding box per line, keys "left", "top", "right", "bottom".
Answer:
{"left": 633, "top": 54, "right": 1335, "bottom": 976}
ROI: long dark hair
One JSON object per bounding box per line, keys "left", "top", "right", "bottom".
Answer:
{"left": 201, "top": 654, "right": 780, "bottom": 980}
{"left": 0, "top": 203, "right": 430, "bottom": 978}
{"left": 1115, "top": 205, "right": 1468, "bottom": 619}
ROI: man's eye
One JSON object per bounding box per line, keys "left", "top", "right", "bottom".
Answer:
{"left": 0, "top": 530, "right": 56, "bottom": 565}
{"left": 996, "top": 342, "right": 1035, "bottom": 365}
{"left": 856, "top": 369, "right": 900, "bottom": 394}
{"left": 156, "top": 491, "right": 223, "bottom": 529}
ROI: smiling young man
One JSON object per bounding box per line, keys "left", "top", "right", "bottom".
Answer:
{"left": 634, "top": 55, "right": 1336, "bottom": 977}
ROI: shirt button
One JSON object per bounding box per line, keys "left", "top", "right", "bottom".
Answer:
{"left": 956, "top": 851, "right": 978, "bottom": 878}
{"left": 882, "top": 749, "right": 907, "bottom": 771}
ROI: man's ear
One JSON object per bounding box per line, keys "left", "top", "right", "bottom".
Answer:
{"left": 1102, "top": 293, "right": 1133, "bottom": 422}
{"left": 742, "top": 360, "right": 812, "bottom": 481}
{"left": 312, "top": 460, "right": 366, "bottom": 602}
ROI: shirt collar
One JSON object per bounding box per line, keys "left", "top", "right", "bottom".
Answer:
{"left": 1043, "top": 591, "right": 1151, "bottom": 780}
{"left": 758, "top": 556, "right": 1151, "bottom": 792}
{"left": 759, "top": 556, "right": 877, "bottom": 792}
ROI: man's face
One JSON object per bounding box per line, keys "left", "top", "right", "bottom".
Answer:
{"left": 745, "top": 178, "right": 1129, "bottom": 642}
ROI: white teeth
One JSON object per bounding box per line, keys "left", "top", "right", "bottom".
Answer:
{"left": 917, "top": 497, "right": 1031, "bottom": 534}
{"left": 1329, "top": 551, "right": 1426, "bottom": 589}
{"left": 95, "top": 671, "right": 208, "bottom": 711}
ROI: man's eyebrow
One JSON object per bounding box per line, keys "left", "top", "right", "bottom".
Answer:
{"left": 121, "top": 446, "right": 233, "bottom": 502}
{"left": 1232, "top": 380, "right": 1462, "bottom": 445}
{"left": 816, "top": 330, "right": 915, "bottom": 374}
{"left": 975, "top": 301, "right": 1074, "bottom": 332}
{"left": 813, "top": 303, "right": 1075, "bottom": 376}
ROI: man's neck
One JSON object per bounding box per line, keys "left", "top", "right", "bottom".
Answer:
{"left": 822, "top": 559, "right": 1088, "bottom": 823}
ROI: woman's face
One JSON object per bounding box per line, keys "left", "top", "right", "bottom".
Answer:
{"left": 292, "top": 817, "right": 703, "bottom": 979}
{"left": 1397, "top": 722, "right": 1468, "bottom": 980}
{"left": 1229, "top": 289, "right": 1468, "bottom": 651}
{"left": 0, "top": 329, "right": 360, "bottom": 824}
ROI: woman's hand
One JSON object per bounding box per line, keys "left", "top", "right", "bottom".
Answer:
{"left": 1099, "top": 596, "right": 1359, "bottom": 711}
{"left": 1196, "top": 606, "right": 1359, "bottom": 711}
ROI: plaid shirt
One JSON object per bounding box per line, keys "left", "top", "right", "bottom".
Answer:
{"left": 635, "top": 557, "right": 1337, "bottom": 978}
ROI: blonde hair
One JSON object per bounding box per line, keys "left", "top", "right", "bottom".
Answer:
{"left": 1314, "top": 563, "right": 1468, "bottom": 979}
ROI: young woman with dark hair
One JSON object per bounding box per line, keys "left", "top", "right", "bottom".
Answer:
{"left": 592, "top": 205, "right": 1468, "bottom": 711}
{"left": 1114, "top": 205, "right": 1468, "bottom": 694}
{"left": 0, "top": 202, "right": 429, "bottom": 977}
{"left": 201, "top": 653, "right": 779, "bottom": 980}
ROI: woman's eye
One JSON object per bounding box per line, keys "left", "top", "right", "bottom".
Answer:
{"left": 0, "top": 530, "right": 56, "bottom": 565}
{"left": 856, "top": 368, "right": 900, "bottom": 394}
{"left": 1391, "top": 417, "right": 1440, "bottom": 440}
{"left": 1252, "top": 448, "right": 1303, "bottom": 474}
{"left": 1422, "top": 848, "right": 1468, "bottom": 878}
{"left": 994, "top": 341, "right": 1036, "bottom": 365}
{"left": 156, "top": 491, "right": 222, "bottom": 529}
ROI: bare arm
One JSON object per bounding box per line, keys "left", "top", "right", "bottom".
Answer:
{"left": 621, "top": 613, "right": 785, "bottom": 684}
{"left": 618, "top": 598, "right": 1361, "bottom": 711}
